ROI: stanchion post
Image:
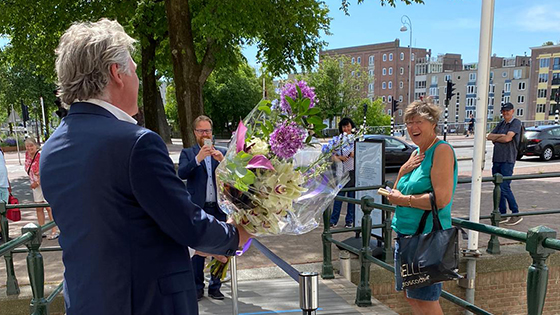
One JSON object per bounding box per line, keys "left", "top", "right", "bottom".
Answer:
{"left": 390, "top": 117, "right": 394, "bottom": 136}
{"left": 526, "top": 226, "right": 556, "bottom": 315}
{"left": 231, "top": 255, "right": 239, "bottom": 315}
{"left": 299, "top": 272, "right": 319, "bottom": 315}
{"left": 23, "top": 223, "right": 48, "bottom": 315}
{"left": 321, "top": 204, "right": 334, "bottom": 279}
{"left": 355, "top": 197, "right": 372, "bottom": 307}
{"left": 555, "top": 109, "right": 559, "bottom": 125}
{"left": 0, "top": 202, "right": 20, "bottom": 295}
{"left": 382, "top": 210, "right": 393, "bottom": 264}
{"left": 487, "top": 173, "right": 502, "bottom": 254}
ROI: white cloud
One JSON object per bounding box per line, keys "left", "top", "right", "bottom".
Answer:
{"left": 517, "top": 5, "right": 560, "bottom": 32}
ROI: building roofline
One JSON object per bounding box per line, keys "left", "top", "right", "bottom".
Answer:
{"left": 320, "top": 40, "right": 426, "bottom": 54}
{"left": 530, "top": 44, "right": 560, "bottom": 50}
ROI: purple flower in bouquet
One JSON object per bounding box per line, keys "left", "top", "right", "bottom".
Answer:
{"left": 280, "top": 80, "right": 317, "bottom": 113}
{"left": 269, "top": 121, "right": 305, "bottom": 159}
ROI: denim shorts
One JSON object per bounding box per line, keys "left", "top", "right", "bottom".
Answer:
{"left": 394, "top": 234, "right": 442, "bottom": 301}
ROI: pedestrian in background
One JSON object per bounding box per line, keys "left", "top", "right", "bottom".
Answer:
{"left": 178, "top": 115, "right": 227, "bottom": 301}
{"left": 25, "top": 138, "right": 58, "bottom": 240}
{"left": 387, "top": 98, "right": 457, "bottom": 315}
{"left": 330, "top": 117, "right": 356, "bottom": 229}
{"left": 486, "top": 102, "right": 523, "bottom": 226}
{"left": 467, "top": 114, "right": 475, "bottom": 137}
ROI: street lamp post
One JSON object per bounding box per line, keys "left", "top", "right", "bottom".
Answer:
{"left": 400, "top": 15, "right": 412, "bottom": 108}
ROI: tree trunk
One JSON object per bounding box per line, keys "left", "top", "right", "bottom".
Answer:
{"left": 141, "top": 35, "right": 171, "bottom": 144}
{"left": 165, "top": 0, "right": 215, "bottom": 148}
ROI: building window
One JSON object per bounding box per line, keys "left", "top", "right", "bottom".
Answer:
{"left": 351, "top": 57, "right": 355, "bottom": 64}
{"left": 369, "top": 55, "right": 374, "bottom": 65}
{"left": 552, "top": 73, "right": 560, "bottom": 85}
{"left": 466, "top": 97, "right": 477, "bottom": 106}
{"left": 502, "top": 71, "right": 508, "bottom": 78}
{"left": 389, "top": 53, "right": 393, "bottom": 61}
{"left": 388, "top": 81, "right": 393, "bottom": 89}
{"left": 467, "top": 85, "right": 476, "bottom": 94}
{"left": 538, "top": 89, "right": 547, "bottom": 98}
{"left": 399, "top": 81, "right": 404, "bottom": 89}
{"left": 415, "top": 81, "right": 427, "bottom": 89}
{"left": 411, "top": 53, "right": 415, "bottom": 61}
{"left": 518, "top": 95, "right": 525, "bottom": 104}
{"left": 382, "top": 68, "right": 387, "bottom": 75}
{"left": 513, "top": 69, "right": 522, "bottom": 79}
{"left": 357, "top": 72, "right": 361, "bottom": 77}
{"left": 504, "top": 82, "right": 511, "bottom": 93}
{"left": 369, "top": 83, "right": 374, "bottom": 92}
{"left": 536, "top": 104, "right": 546, "bottom": 113}
{"left": 382, "top": 82, "right": 387, "bottom": 89}
{"left": 429, "top": 87, "right": 438, "bottom": 96}
{"left": 400, "top": 67, "right": 404, "bottom": 75}
{"left": 504, "top": 95, "right": 510, "bottom": 103}
{"left": 516, "top": 108, "right": 524, "bottom": 116}
{"left": 400, "top": 52, "right": 404, "bottom": 61}
{"left": 389, "top": 67, "right": 393, "bottom": 75}
{"left": 490, "top": 71, "right": 494, "bottom": 81}
{"left": 339, "top": 60, "right": 344, "bottom": 68}
{"left": 388, "top": 109, "right": 392, "bottom": 116}
{"left": 469, "top": 73, "right": 476, "bottom": 81}
{"left": 431, "top": 76, "right": 438, "bottom": 84}
{"left": 351, "top": 71, "right": 355, "bottom": 77}
{"left": 388, "top": 95, "right": 393, "bottom": 102}
{"left": 399, "top": 95, "right": 403, "bottom": 102}
{"left": 489, "top": 97, "right": 494, "bottom": 106}
{"left": 489, "top": 84, "right": 495, "bottom": 93}
{"left": 518, "top": 81, "right": 526, "bottom": 90}
{"left": 383, "top": 96, "right": 386, "bottom": 102}
{"left": 357, "top": 57, "right": 361, "bottom": 65}
{"left": 539, "top": 58, "right": 550, "bottom": 68}
{"left": 369, "top": 70, "right": 374, "bottom": 77}
{"left": 554, "top": 57, "right": 560, "bottom": 70}
{"left": 444, "top": 74, "right": 451, "bottom": 82}
{"left": 383, "top": 54, "right": 387, "bottom": 61}
{"left": 539, "top": 73, "right": 549, "bottom": 83}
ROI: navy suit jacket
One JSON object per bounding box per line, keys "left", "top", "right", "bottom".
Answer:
{"left": 177, "top": 145, "right": 226, "bottom": 218}
{"left": 40, "top": 102, "right": 239, "bottom": 315}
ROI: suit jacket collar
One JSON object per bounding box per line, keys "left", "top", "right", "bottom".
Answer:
{"left": 68, "top": 102, "right": 119, "bottom": 120}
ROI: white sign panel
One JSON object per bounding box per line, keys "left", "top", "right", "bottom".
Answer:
{"left": 354, "top": 140, "right": 384, "bottom": 237}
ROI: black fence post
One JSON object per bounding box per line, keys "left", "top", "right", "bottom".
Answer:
{"left": 0, "top": 202, "right": 19, "bottom": 295}
{"left": 321, "top": 204, "right": 334, "bottom": 279}
{"left": 355, "top": 197, "right": 372, "bottom": 307}
{"left": 526, "top": 226, "right": 556, "bottom": 315}
{"left": 487, "top": 173, "right": 502, "bottom": 254}
{"left": 23, "top": 223, "right": 48, "bottom": 315}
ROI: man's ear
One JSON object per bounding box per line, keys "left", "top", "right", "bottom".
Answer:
{"left": 109, "top": 64, "right": 124, "bottom": 88}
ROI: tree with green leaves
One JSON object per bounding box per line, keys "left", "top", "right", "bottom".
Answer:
{"left": 164, "top": 0, "right": 330, "bottom": 147}
{"left": 305, "top": 54, "right": 367, "bottom": 128}
{"left": 349, "top": 98, "right": 391, "bottom": 133}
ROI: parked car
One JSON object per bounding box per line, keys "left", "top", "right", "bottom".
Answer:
{"left": 519, "top": 125, "right": 560, "bottom": 161}
{"left": 363, "top": 134, "right": 417, "bottom": 169}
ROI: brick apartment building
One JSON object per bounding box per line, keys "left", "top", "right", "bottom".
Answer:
{"left": 320, "top": 39, "right": 427, "bottom": 123}
{"left": 528, "top": 44, "right": 560, "bottom": 122}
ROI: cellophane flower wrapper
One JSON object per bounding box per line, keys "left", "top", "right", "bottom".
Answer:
{"left": 215, "top": 80, "right": 361, "bottom": 236}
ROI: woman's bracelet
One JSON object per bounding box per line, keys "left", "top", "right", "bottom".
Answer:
{"left": 408, "top": 195, "right": 412, "bottom": 207}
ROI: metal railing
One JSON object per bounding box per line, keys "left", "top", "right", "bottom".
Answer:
{"left": 322, "top": 171, "right": 560, "bottom": 315}
{"left": 0, "top": 201, "right": 63, "bottom": 315}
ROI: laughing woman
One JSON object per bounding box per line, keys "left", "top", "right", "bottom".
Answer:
{"left": 386, "top": 98, "right": 458, "bottom": 315}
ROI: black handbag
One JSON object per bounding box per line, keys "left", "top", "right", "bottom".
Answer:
{"left": 395, "top": 191, "right": 462, "bottom": 290}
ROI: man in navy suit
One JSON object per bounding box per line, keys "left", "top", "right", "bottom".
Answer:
{"left": 40, "top": 19, "right": 250, "bottom": 315}
{"left": 178, "top": 115, "right": 227, "bottom": 301}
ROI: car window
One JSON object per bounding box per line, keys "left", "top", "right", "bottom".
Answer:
{"left": 551, "top": 128, "right": 560, "bottom": 137}
{"left": 385, "top": 138, "right": 406, "bottom": 149}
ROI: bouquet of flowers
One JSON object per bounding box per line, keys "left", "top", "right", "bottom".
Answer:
{"left": 208, "top": 80, "right": 363, "bottom": 277}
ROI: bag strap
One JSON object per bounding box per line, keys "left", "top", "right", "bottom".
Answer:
{"left": 414, "top": 191, "right": 444, "bottom": 235}
{"left": 26, "top": 151, "right": 39, "bottom": 175}
{"left": 414, "top": 209, "right": 431, "bottom": 235}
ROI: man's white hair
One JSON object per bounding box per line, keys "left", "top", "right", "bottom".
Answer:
{"left": 55, "top": 19, "right": 136, "bottom": 105}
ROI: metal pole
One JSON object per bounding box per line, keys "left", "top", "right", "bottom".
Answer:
{"left": 299, "top": 272, "right": 319, "bottom": 315}
{"left": 401, "top": 15, "right": 412, "bottom": 108}
{"left": 444, "top": 99, "right": 449, "bottom": 141}
{"left": 231, "top": 255, "right": 239, "bottom": 315}
{"left": 464, "top": 258, "right": 477, "bottom": 315}
{"left": 40, "top": 97, "right": 47, "bottom": 142}
{"left": 390, "top": 116, "right": 394, "bottom": 136}
{"left": 466, "top": 0, "right": 495, "bottom": 310}
{"left": 555, "top": 109, "right": 558, "bottom": 125}
{"left": 10, "top": 103, "right": 22, "bottom": 165}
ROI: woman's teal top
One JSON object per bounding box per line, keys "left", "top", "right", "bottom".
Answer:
{"left": 391, "top": 140, "right": 458, "bottom": 235}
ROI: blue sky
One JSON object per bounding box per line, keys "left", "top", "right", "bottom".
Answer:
{"left": 244, "top": 0, "right": 560, "bottom": 71}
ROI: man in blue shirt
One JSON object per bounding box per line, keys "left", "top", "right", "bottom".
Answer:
{"left": 487, "top": 102, "right": 523, "bottom": 225}
{"left": 178, "top": 115, "right": 228, "bottom": 301}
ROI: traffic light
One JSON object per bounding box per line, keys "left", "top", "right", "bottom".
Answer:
{"left": 446, "top": 80, "right": 456, "bottom": 101}
{"left": 392, "top": 99, "right": 399, "bottom": 114}
{"left": 21, "top": 100, "right": 29, "bottom": 122}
